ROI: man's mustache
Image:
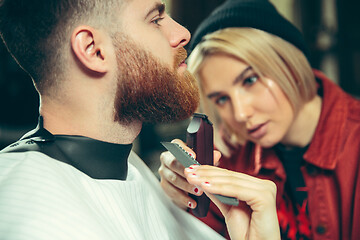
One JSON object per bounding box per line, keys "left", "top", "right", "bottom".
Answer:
{"left": 174, "top": 47, "right": 188, "bottom": 69}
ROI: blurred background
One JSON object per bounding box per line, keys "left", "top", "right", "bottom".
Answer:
{"left": 1, "top": 0, "right": 359, "bottom": 176}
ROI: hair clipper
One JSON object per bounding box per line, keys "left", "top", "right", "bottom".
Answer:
{"left": 186, "top": 113, "right": 213, "bottom": 217}
{"left": 160, "top": 114, "right": 239, "bottom": 218}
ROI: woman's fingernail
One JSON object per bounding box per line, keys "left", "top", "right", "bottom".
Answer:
{"left": 202, "top": 181, "right": 211, "bottom": 187}
{"left": 186, "top": 166, "right": 199, "bottom": 174}
{"left": 188, "top": 173, "right": 198, "bottom": 178}
{"left": 193, "top": 186, "right": 203, "bottom": 195}
{"left": 188, "top": 201, "right": 195, "bottom": 209}
{"left": 186, "top": 165, "right": 199, "bottom": 171}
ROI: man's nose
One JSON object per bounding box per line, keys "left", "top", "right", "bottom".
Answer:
{"left": 166, "top": 17, "right": 191, "bottom": 48}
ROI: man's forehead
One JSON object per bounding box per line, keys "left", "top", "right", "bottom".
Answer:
{"left": 122, "top": 0, "right": 165, "bottom": 18}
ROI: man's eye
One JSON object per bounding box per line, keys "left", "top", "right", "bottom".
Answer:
{"left": 215, "top": 96, "right": 229, "bottom": 106}
{"left": 152, "top": 17, "right": 164, "bottom": 26}
{"left": 243, "top": 75, "right": 258, "bottom": 86}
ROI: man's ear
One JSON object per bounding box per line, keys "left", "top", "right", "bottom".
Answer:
{"left": 71, "top": 25, "right": 109, "bottom": 74}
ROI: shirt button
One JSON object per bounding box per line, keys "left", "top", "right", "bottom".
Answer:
{"left": 316, "top": 224, "right": 327, "bottom": 234}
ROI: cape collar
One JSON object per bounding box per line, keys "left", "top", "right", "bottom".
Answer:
{"left": 14, "top": 116, "right": 133, "bottom": 180}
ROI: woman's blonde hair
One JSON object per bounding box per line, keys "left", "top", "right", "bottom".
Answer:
{"left": 187, "top": 27, "right": 317, "bottom": 156}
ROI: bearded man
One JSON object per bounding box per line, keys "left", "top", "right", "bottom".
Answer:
{"left": 0, "top": 0, "right": 280, "bottom": 239}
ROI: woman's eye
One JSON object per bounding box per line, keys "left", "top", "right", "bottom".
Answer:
{"left": 243, "top": 75, "right": 258, "bottom": 86}
{"left": 215, "top": 96, "right": 229, "bottom": 106}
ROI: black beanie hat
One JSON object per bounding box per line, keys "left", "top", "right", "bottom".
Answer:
{"left": 188, "top": 0, "right": 309, "bottom": 58}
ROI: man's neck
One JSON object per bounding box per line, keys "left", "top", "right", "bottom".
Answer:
{"left": 39, "top": 103, "right": 142, "bottom": 145}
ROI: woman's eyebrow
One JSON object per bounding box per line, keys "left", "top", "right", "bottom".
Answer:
{"left": 233, "top": 66, "right": 252, "bottom": 86}
{"left": 207, "top": 91, "right": 221, "bottom": 100}
{"left": 206, "top": 66, "right": 253, "bottom": 99}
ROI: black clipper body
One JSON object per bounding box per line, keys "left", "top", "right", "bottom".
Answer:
{"left": 160, "top": 114, "right": 239, "bottom": 218}
{"left": 186, "top": 113, "right": 213, "bottom": 217}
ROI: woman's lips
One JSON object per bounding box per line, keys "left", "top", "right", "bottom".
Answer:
{"left": 247, "top": 122, "right": 268, "bottom": 139}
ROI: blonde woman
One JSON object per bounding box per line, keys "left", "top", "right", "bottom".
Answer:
{"left": 159, "top": 0, "right": 360, "bottom": 239}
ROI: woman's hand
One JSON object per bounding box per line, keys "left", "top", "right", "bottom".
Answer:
{"left": 184, "top": 165, "right": 280, "bottom": 240}
{"left": 158, "top": 139, "right": 203, "bottom": 209}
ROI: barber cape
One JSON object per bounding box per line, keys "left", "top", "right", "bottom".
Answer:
{"left": 0, "top": 119, "right": 224, "bottom": 240}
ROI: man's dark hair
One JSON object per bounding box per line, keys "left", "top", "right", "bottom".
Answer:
{"left": 0, "top": 0, "right": 121, "bottom": 94}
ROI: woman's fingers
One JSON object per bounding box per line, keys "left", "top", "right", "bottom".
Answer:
{"left": 171, "top": 139, "right": 196, "bottom": 160}
{"left": 160, "top": 151, "right": 186, "bottom": 177}
{"left": 184, "top": 165, "right": 277, "bottom": 211}
{"left": 159, "top": 139, "right": 205, "bottom": 209}
{"left": 159, "top": 175, "right": 199, "bottom": 209}
{"left": 184, "top": 165, "right": 262, "bottom": 187}
{"left": 158, "top": 158, "right": 202, "bottom": 209}
{"left": 204, "top": 194, "right": 251, "bottom": 239}
{"left": 159, "top": 163, "right": 203, "bottom": 196}
{"left": 159, "top": 139, "right": 225, "bottom": 210}
{"left": 213, "top": 150, "right": 222, "bottom": 166}
{"left": 184, "top": 165, "right": 280, "bottom": 240}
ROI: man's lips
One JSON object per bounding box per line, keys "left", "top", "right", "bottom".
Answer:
{"left": 179, "top": 59, "right": 186, "bottom": 66}
{"left": 247, "top": 122, "right": 268, "bottom": 139}
{"left": 178, "top": 60, "right": 187, "bottom": 70}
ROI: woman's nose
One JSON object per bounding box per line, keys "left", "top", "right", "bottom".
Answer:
{"left": 232, "top": 95, "right": 254, "bottom": 123}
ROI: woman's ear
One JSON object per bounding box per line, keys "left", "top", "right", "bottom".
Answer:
{"left": 71, "top": 25, "right": 108, "bottom": 74}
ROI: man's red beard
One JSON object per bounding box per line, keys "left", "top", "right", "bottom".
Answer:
{"left": 113, "top": 35, "right": 199, "bottom": 124}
